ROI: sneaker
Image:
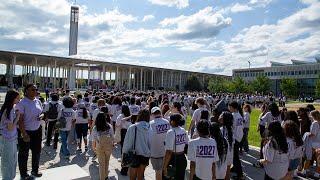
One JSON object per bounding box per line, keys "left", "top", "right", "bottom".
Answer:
{"left": 253, "top": 161, "right": 263, "bottom": 168}
{"left": 118, "top": 158, "right": 122, "bottom": 162}
{"left": 314, "top": 172, "right": 320, "bottom": 178}
{"left": 31, "top": 172, "right": 43, "bottom": 178}
{"left": 21, "top": 174, "right": 33, "bottom": 180}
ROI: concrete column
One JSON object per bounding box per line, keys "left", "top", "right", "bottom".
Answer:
{"left": 88, "top": 64, "right": 90, "bottom": 87}
{"left": 151, "top": 69, "right": 154, "bottom": 88}
{"left": 170, "top": 71, "right": 173, "bottom": 87}
{"left": 128, "top": 67, "right": 132, "bottom": 89}
{"left": 140, "top": 68, "right": 143, "bottom": 91}
{"left": 179, "top": 72, "right": 182, "bottom": 91}
{"left": 102, "top": 64, "right": 106, "bottom": 85}
{"left": 116, "top": 66, "right": 119, "bottom": 87}
{"left": 161, "top": 70, "right": 164, "bottom": 88}
{"left": 144, "top": 70, "right": 146, "bottom": 91}
{"left": 34, "top": 57, "right": 38, "bottom": 84}
{"left": 8, "top": 55, "right": 16, "bottom": 88}
{"left": 53, "top": 59, "right": 57, "bottom": 89}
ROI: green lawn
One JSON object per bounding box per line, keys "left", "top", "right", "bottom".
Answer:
{"left": 248, "top": 109, "right": 261, "bottom": 147}
{"left": 185, "top": 109, "right": 262, "bottom": 147}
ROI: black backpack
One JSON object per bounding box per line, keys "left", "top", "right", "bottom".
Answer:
{"left": 47, "top": 103, "right": 58, "bottom": 119}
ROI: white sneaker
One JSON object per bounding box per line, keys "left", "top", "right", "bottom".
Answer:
{"left": 118, "top": 158, "right": 122, "bottom": 162}
{"left": 293, "top": 170, "right": 298, "bottom": 177}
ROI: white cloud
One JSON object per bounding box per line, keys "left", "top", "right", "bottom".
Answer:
{"left": 142, "top": 15, "right": 155, "bottom": 22}
{"left": 148, "top": 0, "right": 189, "bottom": 9}
{"left": 249, "top": 0, "right": 273, "bottom": 7}
{"left": 160, "top": 7, "right": 232, "bottom": 40}
{"left": 230, "top": 3, "right": 253, "bottom": 13}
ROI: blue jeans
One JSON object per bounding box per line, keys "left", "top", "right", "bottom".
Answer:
{"left": 1, "top": 138, "right": 17, "bottom": 180}
{"left": 60, "top": 131, "right": 70, "bottom": 157}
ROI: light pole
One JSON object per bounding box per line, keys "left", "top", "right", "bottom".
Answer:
{"left": 248, "top": 60, "right": 251, "bottom": 80}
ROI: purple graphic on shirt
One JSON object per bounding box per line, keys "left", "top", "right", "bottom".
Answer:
{"left": 196, "top": 145, "right": 215, "bottom": 158}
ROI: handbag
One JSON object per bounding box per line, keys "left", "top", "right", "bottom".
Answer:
{"left": 55, "top": 109, "right": 67, "bottom": 129}
{"left": 122, "top": 126, "right": 139, "bottom": 167}
{"left": 166, "top": 130, "right": 177, "bottom": 179}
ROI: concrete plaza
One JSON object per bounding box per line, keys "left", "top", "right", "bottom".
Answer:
{"left": 0, "top": 138, "right": 311, "bottom": 180}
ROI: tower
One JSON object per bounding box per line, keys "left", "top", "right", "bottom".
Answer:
{"left": 69, "top": 6, "right": 79, "bottom": 56}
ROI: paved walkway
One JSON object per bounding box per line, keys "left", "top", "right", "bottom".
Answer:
{"left": 0, "top": 139, "right": 313, "bottom": 180}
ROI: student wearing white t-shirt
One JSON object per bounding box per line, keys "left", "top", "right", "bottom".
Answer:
{"left": 260, "top": 121, "right": 289, "bottom": 180}
{"left": 110, "top": 97, "right": 122, "bottom": 132}
{"left": 228, "top": 101, "right": 244, "bottom": 180}
{"left": 116, "top": 105, "right": 132, "bottom": 176}
{"left": 260, "top": 103, "right": 282, "bottom": 129}
{"left": 60, "top": 97, "right": 76, "bottom": 159}
{"left": 75, "top": 103, "right": 90, "bottom": 152}
{"left": 188, "top": 120, "right": 219, "bottom": 180}
{"left": 303, "top": 110, "right": 320, "bottom": 177}
{"left": 241, "top": 104, "right": 251, "bottom": 153}
{"left": 44, "top": 93, "right": 63, "bottom": 149}
{"left": 219, "top": 111, "right": 235, "bottom": 180}
{"left": 188, "top": 98, "right": 208, "bottom": 138}
{"left": 210, "top": 122, "right": 229, "bottom": 180}
{"left": 283, "top": 120, "right": 304, "bottom": 179}
{"left": 149, "top": 107, "right": 170, "bottom": 180}
{"left": 163, "top": 114, "right": 188, "bottom": 180}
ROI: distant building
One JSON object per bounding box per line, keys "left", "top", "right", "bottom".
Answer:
{"left": 233, "top": 59, "right": 320, "bottom": 97}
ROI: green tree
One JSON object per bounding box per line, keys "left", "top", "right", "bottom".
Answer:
{"left": 232, "top": 76, "right": 248, "bottom": 93}
{"left": 251, "top": 75, "right": 271, "bottom": 94}
{"left": 185, "top": 75, "right": 202, "bottom": 91}
{"left": 208, "top": 77, "right": 227, "bottom": 93}
{"left": 315, "top": 74, "right": 320, "bottom": 98}
{"left": 280, "top": 78, "right": 298, "bottom": 98}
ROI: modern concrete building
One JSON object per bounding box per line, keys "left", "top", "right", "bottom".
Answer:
{"left": 233, "top": 59, "right": 320, "bottom": 96}
{"left": 0, "top": 50, "right": 228, "bottom": 91}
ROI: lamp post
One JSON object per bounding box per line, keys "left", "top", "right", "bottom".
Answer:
{"left": 248, "top": 60, "right": 251, "bottom": 80}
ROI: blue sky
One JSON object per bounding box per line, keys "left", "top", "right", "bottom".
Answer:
{"left": 0, "top": 0, "right": 319, "bottom": 75}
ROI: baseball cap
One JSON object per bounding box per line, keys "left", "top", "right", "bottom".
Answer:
{"left": 151, "top": 107, "right": 161, "bottom": 114}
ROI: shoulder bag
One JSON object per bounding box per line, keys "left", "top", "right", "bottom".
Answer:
{"left": 122, "top": 126, "right": 139, "bottom": 167}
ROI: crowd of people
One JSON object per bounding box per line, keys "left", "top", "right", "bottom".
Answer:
{"left": 0, "top": 83, "right": 320, "bottom": 180}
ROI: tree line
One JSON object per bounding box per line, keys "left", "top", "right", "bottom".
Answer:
{"left": 184, "top": 74, "right": 320, "bottom": 98}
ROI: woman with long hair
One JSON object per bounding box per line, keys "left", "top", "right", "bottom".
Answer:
{"left": 302, "top": 110, "right": 320, "bottom": 178}
{"left": 116, "top": 105, "right": 132, "bottom": 176}
{"left": 219, "top": 111, "right": 234, "bottom": 180}
{"left": 283, "top": 120, "right": 304, "bottom": 179}
{"left": 241, "top": 104, "right": 251, "bottom": 153}
{"left": 0, "top": 89, "right": 20, "bottom": 180}
{"left": 210, "top": 122, "right": 229, "bottom": 180}
{"left": 123, "top": 109, "right": 151, "bottom": 180}
{"left": 75, "top": 103, "right": 90, "bottom": 152}
{"left": 92, "top": 112, "right": 114, "bottom": 180}
{"left": 260, "top": 121, "right": 289, "bottom": 180}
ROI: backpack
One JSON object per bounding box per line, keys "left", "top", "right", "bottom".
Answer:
{"left": 55, "top": 109, "right": 67, "bottom": 129}
{"left": 47, "top": 103, "right": 59, "bottom": 119}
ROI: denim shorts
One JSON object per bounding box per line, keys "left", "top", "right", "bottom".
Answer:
{"left": 288, "top": 158, "right": 300, "bottom": 171}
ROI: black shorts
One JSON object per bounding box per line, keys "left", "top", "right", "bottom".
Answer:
{"left": 130, "top": 155, "right": 149, "bottom": 168}
{"left": 75, "top": 123, "right": 88, "bottom": 139}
